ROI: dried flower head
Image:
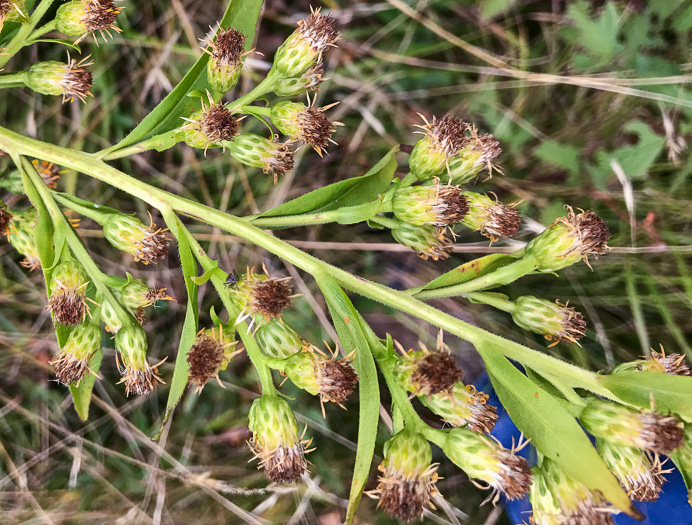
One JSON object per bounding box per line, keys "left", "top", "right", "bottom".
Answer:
{"left": 391, "top": 222, "right": 454, "bottom": 261}
{"left": 47, "top": 260, "right": 90, "bottom": 325}
{"left": 31, "top": 160, "right": 63, "bottom": 188}
{"left": 443, "top": 428, "right": 531, "bottom": 502}
{"left": 284, "top": 343, "right": 358, "bottom": 412}
{"left": 449, "top": 132, "right": 502, "bottom": 184}
{"left": 270, "top": 98, "right": 341, "bottom": 155}
{"left": 178, "top": 94, "right": 240, "bottom": 152}
{"left": 26, "top": 57, "right": 94, "bottom": 103}
{"left": 0, "top": 0, "right": 25, "bottom": 29}
{"left": 597, "top": 440, "right": 667, "bottom": 502}
{"left": 273, "top": 62, "right": 326, "bottom": 97}
{"left": 187, "top": 324, "right": 239, "bottom": 392}
{"left": 527, "top": 207, "right": 611, "bottom": 272}
{"left": 409, "top": 114, "right": 470, "bottom": 181}
{"left": 512, "top": 296, "right": 586, "bottom": 346}
{"left": 233, "top": 266, "right": 297, "bottom": 327}
{"left": 459, "top": 191, "right": 521, "bottom": 241}
{"left": 115, "top": 324, "right": 164, "bottom": 396}
{"left": 55, "top": 0, "right": 123, "bottom": 43}
{"left": 395, "top": 345, "right": 464, "bottom": 398}
{"left": 367, "top": 429, "right": 439, "bottom": 522}
{"left": 248, "top": 396, "right": 310, "bottom": 483}
{"left": 392, "top": 182, "right": 469, "bottom": 227}
{"left": 228, "top": 133, "right": 294, "bottom": 182}
{"left": 50, "top": 322, "right": 101, "bottom": 386}
{"left": 204, "top": 27, "right": 247, "bottom": 92}
{"left": 421, "top": 383, "right": 498, "bottom": 434}
{"left": 580, "top": 398, "right": 684, "bottom": 455}
{"left": 102, "top": 212, "right": 170, "bottom": 264}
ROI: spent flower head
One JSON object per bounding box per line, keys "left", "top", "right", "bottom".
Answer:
{"left": 273, "top": 62, "right": 326, "bottom": 97}
{"left": 367, "top": 429, "right": 439, "bottom": 522}
{"left": 580, "top": 398, "right": 684, "bottom": 455}
{"left": 47, "top": 260, "right": 90, "bottom": 326}
{"left": 26, "top": 57, "right": 93, "bottom": 103}
{"left": 102, "top": 212, "right": 170, "bottom": 265}
{"left": 204, "top": 27, "right": 247, "bottom": 93}
{"left": 597, "top": 439, "right": 667, "bottom": 502}
{"left": 394, "top": 343, "right": 464, "bottom": 397}
{"left": 459, "top": 191, "right": 521, "bottom": 241}
{"left": 187, "top": 324, "right": 240, "bottom": 392}
{"left": 248, "top": 395, "right": 310, "bottom": 483}
{"left": 512, "top": 296, "right": 586, "bottom": 346}
{"left": 391, "top": 221, "right": 453, "bottom": 261}
{"left": 254, "top": 318, "right": 303, "bottom": 359}
{"left": 420, "top": 383, "right": 498, "bottom": 434}
{"left": 526, "top": 207, "right": 610, "bottom": 272}
{"left": 612, "top": 346, "right": 691, "bottom": 377}
{"left": 50, "top": 321, "right": 101, "bottom": 386}
{"left": 409, "top": 114, "right": 469, "bottom": 181}
{"left": 270, "top": 98, "right": 340, "bottom": 155}
{"left": 392, "top": 182, "right": 469, "bottom": 227}
{"left": 228, "top": 133, "right": 294, "bottom": 182}
{"left": 233, "top": 266, "right": 296, "bottom": 327}
{"left": 115, "top": 323, "right": 164, "bottom": 396}
{"left": 55, "top": 0, "right": 123, "bottom": 43}
{"left": 178, "top": 94, "right": 240, "bottom": 152}
{"left": 448, "top": 132, "right": 502, "bottom": 185}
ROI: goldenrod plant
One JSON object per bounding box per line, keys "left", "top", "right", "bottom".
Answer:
{"left": 1, "top": 2, "right": 692, "bottom": 523}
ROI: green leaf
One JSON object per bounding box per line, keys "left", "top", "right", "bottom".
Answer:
{"left": 104, "top": 0, "right": 263, "bottom": 153}
{"left": 315, "top": 273, "right": 379, "bottom": 525}
{"left": 534, "top": 140, "right": 580, "bottom": 175}
{"left": 31, "top": 38, "right": 82, "bottom": 52}
{"left": 564, "top": 1, "right": 620, "bottom": 62}
{"left": 258, "top": 147, "right": 399, "bottom": 218}
{"left": 155, "top": 214, "right": 200, "bottom": 439}
{"left": 189, "top": 264, "right": 225, "bottom": 285}
{"left": 670, "top": 450, "right": 692, "bottom": 508}
{"left": 421, "top": 252, "right": 522, "bottom": 291}
{"left": 477, "top": 344, "right": 638, "bottom": 517}
{"left": 594, "top": 120, "right": 666, "bottom": 180}
{"left": 70, "top": 348, "right": 103, "bottom": 421}
{"left": 599, "top": 371, "right": 692, "bottom": 422}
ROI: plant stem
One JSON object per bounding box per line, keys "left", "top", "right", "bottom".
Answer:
{"left": 27, "top": 19, "right": 57, "bottom": 41}
{"left": 53, "top": 193, "right": 107, "bottom": 223}
{"left": 228, "top": 70, "right": 279, "bottom": 111}
{"left": 238, "top": 105, "right": 271, "bottom": 117}
{"left": 368, "top": 215, "right": 398, "bottom": 229}
{"left": 100, "top": 131, "right": 177, "bottom": 161}
{"left": 465, "top": 292, "right": 516, "bottom": 314}
{"left": 0, "top": 71, "right": 28, "bottom": 89}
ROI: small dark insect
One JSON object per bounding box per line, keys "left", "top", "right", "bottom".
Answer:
{"left": 224, "top": 270, "right": 240, "bottom": 288}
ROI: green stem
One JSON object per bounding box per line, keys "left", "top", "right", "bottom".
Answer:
{"left": 228, "top": 70, "right": 279, "bottom": 111}
{"left": 400, "top": 172, "right": 417, "bottom": 187}
{"left": 238, "top": 105, "right": 271, "bottom": 117}
{"left": 0, "top": 126, "right": 611, "bottom": 397}
{"left": 53, "top": 193, "right": 107, "bottom": 223}
{"left": 0, "top": 71, "right": 28, "bottom": 89}
{"left": 100, "top": 131, "right": 177, "bottom": 161}
{"left": 0, "top": 0, "right": 58, "bottom": 69}
{"left": 465, "top": 292, "right": 516, "bottom": 314}
{"left": 249, "top": 209, "right": 358, "bottom": 228}
{"left": 368, "top": 215, "right": 398, "bottom": 229}
{"left": 27, "top": 19, "right": 57, "bottom": 41}
{"left": 413, "top": 255, "right": 539, "bottom": 299}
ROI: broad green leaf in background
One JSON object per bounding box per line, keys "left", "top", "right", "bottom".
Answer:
{"left": 594, "top": 120, "right": 666, "bottom": 180}
{"left": 420, "top": 251, "right": 522, "bottom": 291}
{"left": 103, "top": 0, "right": 263, "bottom": 154}
{"left": 477, "top": 344, "right": 638, "bottom": 517}
{"left": 563, "top": 1, "right": 620, "bottom": 63}
{"left": 258, "top": 146, "right": 399, "bottom": 218}
{"left": 533, "top": 140, "right": 580, "bottom": 175}
{"left": 315, "top": 273, "right": 379, "bottom": 525}
{"left": 481, "top": 0, "right": 519, "bottom": 19}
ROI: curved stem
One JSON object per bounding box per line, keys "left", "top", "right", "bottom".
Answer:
{"left": 27, "top": 19, "right": 57, "bottom": 41}
{"left": 465, "top": 292, "right": 516, "bottom": 314}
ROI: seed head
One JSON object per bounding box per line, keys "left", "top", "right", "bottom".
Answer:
{"left": 284, "top": 343, "right": 358, "bottom": 410}
{"left": 6, "top": 209, "right": 41, "bottom": 270}
{"left": 392, "top": 183, "right": 469, "bottom": 227}
{"left": 26, "top": 57, "right": 94, "bottom": 103}
{"left": 254, "top": 319, "right": 303, "bottom": 359}
{"left": 459, "top": 191, "right": 521, "bottom": 241}
{"left": 232, "top": 267, "right": 294, "bottom": 325}
{"left": 51, "top": 321, "right": 101, "bottom": 386}
{"left": 580, "top": 398, "right": 684, "bottom": 455}
{"left": 228, "top": 134, "right": 294, "bottom": 182}
{"left": 526, "top": 207, "right": 611, "bottom": 272}
{"left": 420, "top": 383, "right": 498, "bottom": 434}
{"left": 205, "top": 27, "right": 247, "bottom": 93}
{"left": 47, "top": 260, "right": 90, "bottom": 326}
{"left": 31, "top": 160, "right": 62, "bottom": 188}
{"left": 448, "top": 132, "right": 502, "bottom": 184}
{"left": 0, "top": 0, "right": 25, "bottom": 29}
{"left": 187, "top": 324, "right": 239, "bottom": 392}
{"left": 178, "top": 95, "right": 240, "bottom": 151}
{"left": 102, "top": 213, "right": 170, "bottom": 264}
{"left": 270, "top": 99, "right": 340, "bottom": 156}
{"left": 273, "top": 62, "right": 326, "bottom": 97}
{"left": 56, "top": 0, "right": 123, "bottom": 43}
{"left": 391, "top": 222, "right": 454, "bottom": 261}
{"left": 248, "top": 396, "right": 310, "bottom": 483}
{"left": 512, "top": 296, "right": 586, "bottom": 346}
{"left": 443, "top": 428, "right": 531, "bottom": 501}
{"left": 395, "top": 347, "right": 464, "bottom": 397}
{"left": 597, "top": 440, "right": 666, "bottom": 502}
{"left": 114, "top": 324, "right": 163, "bottom": 396}
{"left": 409, "top": 114, "right": 469, "bottom": 181}
{"left": 367, "top": 429, "right": 439, "bottom": 522}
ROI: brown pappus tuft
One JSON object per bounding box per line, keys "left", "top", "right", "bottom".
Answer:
{"left": 560, "top": 208, "right": 611, "bottom": 257}
{"left": 411, "top": 352, "right": 464, "bottom": 396}
{"left": 464, "top": 386, "right": 499, "bottom": 434}
{"left": 265, "top": 143, "right": 294, "bottom": 182}
{"left": 319, "top": 358, "right": 359, "bottom": 404}
{"left": 250, "top": 278, "right": 293, "bottom": 319}
{"left": 211, "top": 27, "right": 246, "bottom": 65}
{"left": 422, "top": 114, "right": 469, "bottom": 157}
{"left": 50, "top": 353, "right": 91, "bottom": 386}
{"left": 187, "top": 333, "right": 225, "bottom": 389}
{"left": 82, "top": 0, "right": 123, "bottom": 38}
{"left": 495, "top": 449, "right": 533, "bottom": 500}
{"left": 482, "top": 203, "right": 521, "bottom": 241}
{"left": 649, "top": 349, "right": 691, "bottom": 376}
{"left": 548, "top": 302, "right": 587, "bottom": 345}
{"left": 420, "top": 228, "right": 453, "bottom": 261}
{"left": 145, "top": 287, "right": 174, "bottom": 306}
{"left": 47, "top": 288, "right": 86, "bottom": 325}
{"left": 298, "top": 8, "right": 340, "bottom": 53}
{"left": 200, "top": 102, "right": 240, "bottom": 143}
{"left": 250, "top": 441, "right": 308, "bottom": 483}
{"left": 120, "top": 363, "right": 164, "bottom": 396}
{"left": 373, "top": 464, "right": 439, "bottom": 522}
{"left": 134, "top": 227, "right": 170, "bottom": 265}
{"left": 61, "top": 57, "right": 93, "bottom": 103}
{"left": 435, "top": 185, "right": 469, "bottom": 225}
{"left": 0, "top": 206, "right": 13, "bottom": 234}
{"left": 639, "top": 412, "right": 684, "bottom": 455}
{"left": 298, "top": 106, "right": 336, "bottom": 155}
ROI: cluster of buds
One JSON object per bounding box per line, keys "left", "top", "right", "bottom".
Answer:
{"left": 114, "top": 323, "right": 164, "bottom": 396}
{"left": 231, "top": 266, "right": 296, "bottom": 328}
{"left": 254, "top": 318, "right": 304, "bottom": 359}
{"left": 25, "top": 57, "right": 94, "bottom": 103}
{"left": 177, "top": 93, "right": 240, "bottom": 152}
{"left": 55, "top": 0, "right": 123, "bottom": 43}
{"left": 46, "top": 260, "right": 90, "bottom": 326}
{"left": 391, "top": 182, "right": 469, "bottom": 227}
{"left": 270, "top": 99, "right": 340, "bottom": 156}
{"left": 526, "top": 207, "right": 611, "bottom": 272}
{"left": 227, "top": 134, "right": 294, "bottom": 183}
{"left": 186, "top": 324, "right": 240, "bottom": 392}
{"left": 391, "top": 221, "right": 453, "bottom": 261}
{"left": 50, "top": 320, "right": 101, "bottom": 386}
{"left": 459, "top": 190, "right": 521, "bottom": 241}
{"left": 101, "top": 212, "right": 170, "bottom": 265}
{"left": 204, "top": 27, "right": 247, "bottom": 93}
{"left": 612, "top": 346, "right": 691, "bottom": 376}
{"left": 368, "top": 429, "right": 439, "bottom": 522}
{"left": 282, "top": 342, "right": 358, "bottom": 412}
{"left": 511, "top": 295, "right": 586, "bottom": 345}
{"left": 0, "top": 0, "right": 25, "bottom": 30}
{"left": 248, "top": 395, "right": 310, "bottom": 483}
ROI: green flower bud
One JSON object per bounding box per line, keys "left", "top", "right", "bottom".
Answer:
{"left": 100, "top": 296, "right": 124, "bottom": 333}
{"left": 227, "top": 134, "right": 294, "bottom": 182}
{"left": 528, "top": 466, "right": 564, "bottom": 525}
{"left": 580, "top": 398, "right": 684, "bottom": 455}
{"left": 391, "top": 221, "right": 453, "bottom": 261}
{"left": 448, "top": 133, "right": 501, "bottom": 185}
{"left": 50, "top": 321, "right": 101, "bottom": 386}
{"left": 187, "top": 324, "right": 239, "bottom": 392}
{"left": 254, "top": 318, "right": 303, "bottom": 359}
{"left": 512, "top": 296, "right": 586, "bottom": 345}
{"left": 102, "top": 213, "right": 170, "bottom": 265}
{"left": 115, "top": 278, "right": 172, "bottom": 311}
{"left": 205, "top": 27, "right": 246, "bottom": 93}
{"left": 114, "top": 324, "right": 162, "bottom": 396}
{"left": 26, "top": 58, "right": 93, "bottom": 103}
{"left": 273, "top": 63, "right": 325, "bottom": 97}
{"left": 611, "top": 347, "right": 691, "bottom": 377}
{"left": 0, "top": 169, "right": 25, "bottom": 194}
{"left": 272, "top": 10, "right": 339, "bottom": 78}
{"left": 369, "top": 429, "right": 439, "bottom": 522}
{"left": 176, "top": 95, "right": 239, "bottom": 151}
{"left": 232, "top": 267, "right": 294, "bottom": 324}
{"left": 443, "top": 428, "right": 531, "bottom": 501}
{"left": 408, "top": 114, "right": 469, "bottom": 181}
{"left": 47, "top": 260, "right": 90, "bottom": 326}
{"left": 394, "top": 348, "right": 464, "bottom": 396}
{"left": 525, "top": 208, "right": 610, "bottom": 272}
{"left": 7, "top": 209, "right": 40, "bottom": 270}
{"left": 248, "top": 395, "right": 309, "bottom": 483}
{"left": 270, "top": 100, "right": 338, "bottom": 155}
{"left": 283, "top": 343, "right": 358, "bottom": 407}
{"left": 55, "top": 0, "right": 123, "bottom": 42}
{"left": 391, "top": 184, "right": 468, "bottom": 227}
{"left": 420, "top": 383, "right": 498, "bottom": 434}
{"left": 459, "top": 191, "right": 521, "bottom": 241}
{"left": 597, "top": 439, "right": 665, "bottom": 502}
